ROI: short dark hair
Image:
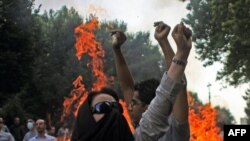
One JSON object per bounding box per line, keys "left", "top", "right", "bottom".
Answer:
{"left": 87, "top": 87, "right": 119, "bottom": 104}
{"left": 134, "top": 78, "right": 160, "bottom": 105}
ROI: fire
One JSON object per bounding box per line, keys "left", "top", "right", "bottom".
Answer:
{"left": 62, "top": 17, "right": 107, "bottom": 121}
{"left": 188, "top": 92, "right": 223, "bottom": 141}
{"left": 119, "top": 100, "right": 135, "bottom": 132}
{"left": 61, "top": 17, "right": 134, "bottom": 141}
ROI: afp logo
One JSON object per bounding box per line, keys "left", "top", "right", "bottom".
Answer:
{"left": 224, "top": 125, "right": 250, "bottom": 141}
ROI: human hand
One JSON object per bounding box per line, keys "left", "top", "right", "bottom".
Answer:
{"left": 171, "top": 22, "right": 192, "bottom": 60}
{"left": 110, "top": 29, "right": 127, "bottom": 49}
{"left": 154, "top": 21, "right": 171, "bottom": 42}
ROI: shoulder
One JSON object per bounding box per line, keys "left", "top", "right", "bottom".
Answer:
{"left": 1, "top": 132, "right": 12, "bottom": 136}
{"left": 29, "top": 136, "right": 36, "bottom": 141}
{"left": 45, "top": 134, "right": 56, "bottom": 140}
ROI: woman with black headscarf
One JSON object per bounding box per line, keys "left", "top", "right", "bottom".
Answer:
{"left": 71, "top": 87, "right": 134, "bottom": 141}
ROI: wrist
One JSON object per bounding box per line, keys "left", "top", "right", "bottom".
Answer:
{"left": 158, "top": 39, "right": 170, "bottom": 47}
{"left": 157, "top": 38, "right": 168, "bottom": 44}
{"left": 172, "top": 58, "right": 187, "bottom": 67}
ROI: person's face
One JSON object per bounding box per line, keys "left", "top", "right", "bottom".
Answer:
{"left": 128, "top": 91, "right": 148, "bottom": 125}
{"left": 36, "top": 120, "right": 46, "bottom": 133}
{"left": 91, "top": 93, "right": 116, "bottom": 122}
{"left": 0, "top": 118, "right": 4, "bottom": 129}
{"left": 14, "top": 117, "right": 20, "bottom": 125}
{"left": 27, "top": 119, "right": 35, "bottom": 130}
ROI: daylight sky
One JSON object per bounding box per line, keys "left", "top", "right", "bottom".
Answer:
{"left": 35, "top": 0, "right": 248, "bottom": 123}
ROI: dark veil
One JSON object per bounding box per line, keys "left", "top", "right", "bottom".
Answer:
{"left": 71, "top": 88, "right": 134, "bottom": 141}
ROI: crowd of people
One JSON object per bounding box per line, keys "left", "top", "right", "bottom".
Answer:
{"left": 0, "top": 117, "right": 70, "bottom": 141}
{"left": 1, "top": 21, "right": 192, "bottom": 141}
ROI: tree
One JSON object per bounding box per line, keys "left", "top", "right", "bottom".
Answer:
{"left": 0, "top": 0, "right": 35, "bottom": 104}
{"left": 184, "top": 0, "right": 250, "bottom": 86}
{"left": 243, "top": 88, "right": 250, "bottom": 124}
{"left": 215, "top": 106, "right": 236, "bottom": 127}
{"left": 184, "top": 0, "right": 250, "bottom": 126}
{"left": 28, "top": 6, "right": 83, "bottom": 121}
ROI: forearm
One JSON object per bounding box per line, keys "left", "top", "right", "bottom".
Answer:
{"left": 158, "top": 39, "right": 175, "bottom": 70}
{"left": 113, "top": 47, "right": 134, "bottom": 104}
{"left": 172, "top": 85, "right": 189, "bottom": 123}
{"left": 160, "top": 39, "right": 189, "bottom": 123}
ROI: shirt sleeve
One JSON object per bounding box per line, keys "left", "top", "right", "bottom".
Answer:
{"left": 10, "top": 134, "right": 15, "bottom": 141}
{"left": 161, "top": 115, "right": 190, "bottom": 141}
{"left": 134, "top": 72, "right": 183, "bottom": 141}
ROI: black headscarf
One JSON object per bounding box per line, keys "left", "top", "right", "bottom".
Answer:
{"left": 71, "top": 88, "right": 134, "bottom": 141}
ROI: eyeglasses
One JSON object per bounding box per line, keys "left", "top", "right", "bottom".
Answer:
{"left": 91, "top": 101, "right": 123, "bottom": 114}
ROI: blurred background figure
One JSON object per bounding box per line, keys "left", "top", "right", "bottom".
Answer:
{"left": 57, "top": 122, "right": 70, "bottom": 140}
{"left": 10, "top": 117, "right": 26, "bottom": 141}
{"left": 0, "top": 117, "right": 15, "bottom": 141}
{"left": 47, "top": 126, "right": 56, "bottom": 137}
{"left": 29, "top": 119, "right": 56, "bottom": 141}
{"left": 0, "top": 117, "right": 10, "bottom": 132}
{"left": 23, "top": 119, "right": 36, "bottom": 141}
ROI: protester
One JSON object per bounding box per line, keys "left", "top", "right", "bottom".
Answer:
{"left": 29, "top": 119, "right": 56, "bottom": 141}
{"left": 111, "top": 22, "right": 190, "bottom": 141}
{"left": 0, "top": 117, "right": 15, "bottom": 141}
{"left": 71, "top": 87, "right": 134, "bottom": 141}
{"left": 23, "top": 119, "right": 36, "bottom": 141}
{"left": 0, "top": 116, "right": 10, "bottom": 132}
{"left": 10, "top": 117, "right": 26, "bottom": 141}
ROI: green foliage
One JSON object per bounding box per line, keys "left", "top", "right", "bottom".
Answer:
{"left": 243, "top": 88, "right": 250, "bottom": 124}
{"left": 30, "top": 6, "right": 83, "bottom": 121}
{"left": 0, "top": 0, "right": 35, "bottom": 100}
{"left": 184, "top": 0, "right": 250, "bottom": 86}
{"left": 1, "top": 94, "right": 28, "bottom": 125}
{"left": 215, "top": 106, "right": 236, "bottom": 126}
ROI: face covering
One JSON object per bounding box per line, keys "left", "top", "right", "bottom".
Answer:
{"left": 27, "top": 122, "right": 34, "bottom": 130}
{"left": 71, "top": 98, "right": 134, "bottom": 141}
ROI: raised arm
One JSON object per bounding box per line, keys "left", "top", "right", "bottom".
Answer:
{"left": 134, "top": 23, "right": 192, "bottom": 141}
{"left": 154, "top": 21, "right": 174, "bottom": 70}
{"left": 154, "top": 21, "right": 189, "bottom": 123}
{"left": 110, "top": 30, "right": 134, "bottom": 104}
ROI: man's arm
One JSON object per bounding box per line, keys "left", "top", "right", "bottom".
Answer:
{"left": 111, "top": 30, "right": 134, "bottom": 104}
{"left": 154, "top": 21, "right": 189, "bottom": 123}
{"left": 154, "top": 21, "right": 174, "bottom": 70}
{"left": 134, "top": 23, "right": 192, "bottom": 141}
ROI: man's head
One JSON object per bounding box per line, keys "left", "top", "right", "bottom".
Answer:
{"left": 128, "top": 78, "right": 159, "bottom": 126}
{"left": 0, "top": 117, "right": 4, "bottom": 129}
{"left": 36, "top": 119, "right": 46, "bottom": 134}
{"left": 14, "top": 117, "right": 20, "bottom": 126}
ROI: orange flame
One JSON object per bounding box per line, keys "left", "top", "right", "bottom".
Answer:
{"left": 188, "top": 92, "right": 223, "bottom": 141}
{"left": 74, "top": 17, "right": 107, "bottom": 91}
{"left": 119, "top": 100, "right": 135, "bottom": 133}
{"left": 61, "top": 17, "right": 107, "bottom": 121}
{"left": 61, "top": 17, "right": 134, "bottom": 139}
